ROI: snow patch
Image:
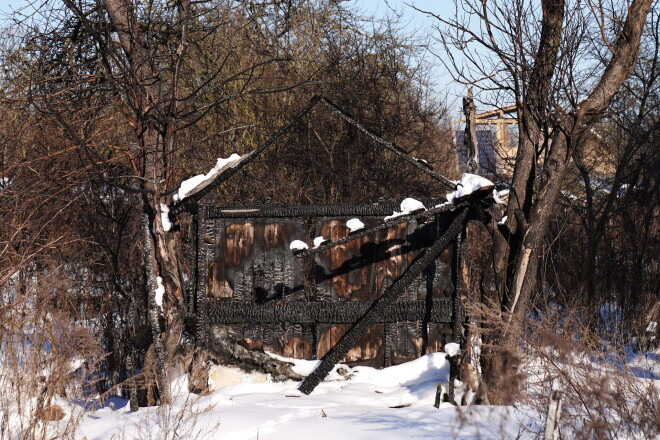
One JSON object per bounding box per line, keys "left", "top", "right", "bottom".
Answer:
{"left": 446, "top": 174, "right": 494, "bottom": 203}
{"left": 69, "top": 358, "right": 85, "bottom": 372}
{"left": 174, "top": 153, "right": 242, "bottom": 202}
{"left": 498, "top": 215, "right": 508, "bottom": 225}
{"left": 346, "top": 218, "right": 365, "bottom": 232}
{"left": 267, "top": 351, "right": 450, "bottom": 387}
{"left": 290, "top": 240, "right": 308, "bottom": 251}
{"left": 433, "top": 201, "right": 453, "bottom": 210}
{"left": 208, "top": 365, "right": 269, "bottom": 392}
{"left": 56, "top": 350, "right": 546, "bottom": 440}
{"left": 385, "top": 198, "right": 426, "bottom": 220}
{"left": 493, "top": 189, "right": 507, "bottom": 205}
{"left": 313, "top": 236, "right": 327, "bottom": 248}
{"left": 160, "top": 203, "right": 172, "bottom": 232}
{"left": 154, "top": 276, "right": 165, "bottom": 309}
{"left": 647, "top": 321, "right": 657, "bottom": 333}
{"left": 444, "top": 343, "right": 461, "bottom": 357}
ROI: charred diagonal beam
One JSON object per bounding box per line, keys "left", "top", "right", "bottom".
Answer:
{"left": 295, "top": 201, "right": 462, "bottom": 258}
{"left": 298, "top": 206, "right": 468, "bottom": 395}
{"left": 207, "top": 299, "right": 454, "bottom": 325}
{"left": 318, "top": 97, "right": 458, "bottom": 190}
{"left": 171, "top": 96, "right": 323, "bottom": 215}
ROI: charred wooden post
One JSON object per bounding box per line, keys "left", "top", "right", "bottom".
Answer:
{"left": 298, "top": 207, "right": 468, "bottom": 395}
{"left": 544, "top": 390, "right": 563, "bottom": 440}
{"left": 206, "top": 299, "right": 453, "bottom": 324}
{"left": 463, "top": 88, "right": 479, "bottom": 174}
{"left": 446, "top": 231, "right": 466, "bottom": 403}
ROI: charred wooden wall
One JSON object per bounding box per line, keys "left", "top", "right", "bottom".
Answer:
{"left": 192, "top": 202, "right": 460, "bottom": 368}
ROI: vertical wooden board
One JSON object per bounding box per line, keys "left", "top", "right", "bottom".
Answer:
{"left": 388, "top": 321, "right": 425, "bottom": 365}
{"left": 372, "top": 222, "right": 411, "bottom": 296}
{"left": 315, "top": 219, "right": 376, "bottom": 301}
{"left": 424, "top": 322, "right": 449, "bottom": 354}
{"left": 225, "top": 223, "right": 255, "bottom": 266}
{"left": 208, "top": 222, "right": 255, "bottom": 299}
{"left": 250, "top": 221, "right": 304, "bottom": 303}
{"left": 238, "top": 323, "right": 313, "bottom": 359}
{"left": 208, "top": 220, "right": 305, "bottom": 302}
{"left": 317, "top": 324, "right": 384, "bottom": 365}
{"left": 433, "top": 248, "right": 453, "bottom": 298}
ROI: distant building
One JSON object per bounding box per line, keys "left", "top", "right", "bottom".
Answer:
{"left": 455, "top": 105, "right": 518, "bottom": 179}
{"left": 455, "top": 129, "right": 498, "bottom": 176}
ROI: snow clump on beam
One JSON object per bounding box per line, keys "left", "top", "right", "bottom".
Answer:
{"left": 346, "top": 218, "right": 365, "bottom": 232}
{"left": 313, "top": 236, "right": 327, "bottom": 248}
{"left": 445, "top": 173, "right": 495, "bottom": 204}
{"left": 173, "top": 153, "right": 243, "bottom": 202}
{"left": 384, "top": 198, "right": 426, "bottom": 221}
{"left": 290, "top": 240, "right": 309, "bottom": 251}
{"left": 444, "top": 342, "right": 461, "bottom": 357}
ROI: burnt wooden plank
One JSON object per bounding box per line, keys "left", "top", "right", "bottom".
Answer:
{"left": 204, "top": 200, "right": 448, "bottom": 219}
{"left": 315, "top": 219, "right": 381, "bottom": 301}
{"left": 206, "top": 299, "right": 453, "bottom": 324}
{"left": 317, "top": 324, "right": 384, "bottom": 363}
{"left": 207, "top": 203, "right": 401, "bottom": 219}
{"left": 208, "top": 220, "right": 305, "bottom": 302}
{"left": 388, "top": 321, "right": 425, "bottom": 365}
{"left": 234, "top": 323, "right": 315, "bottom": 359}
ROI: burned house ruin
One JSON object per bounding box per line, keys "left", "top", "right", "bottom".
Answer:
{"left": 175, "top": 97, "right": 496, "bottom": 395}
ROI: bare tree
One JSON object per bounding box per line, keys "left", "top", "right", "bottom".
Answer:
{"left": 418, "top": 0, "right": 654, "bottom": 403}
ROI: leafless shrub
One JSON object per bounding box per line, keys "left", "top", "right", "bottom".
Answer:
{"left": 520, "top": 307, "right": 660, "bottom": 439}
{"left": 462, "top": 298, "right": 660, "bottom": 439}
{"left": 106, "top": 383, "right": 219, "bottom": 440}
{"left": 0, "top": 265, "right": 103, "bottom": 440}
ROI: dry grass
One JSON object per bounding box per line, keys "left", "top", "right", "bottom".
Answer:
{"left": 0, "top": 267, "right": 103, "bottom": 440}
{"left": 460, "top": 300, "right": 660, "bottom": 439}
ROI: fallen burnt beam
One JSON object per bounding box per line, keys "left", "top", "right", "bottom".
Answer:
{"left": 295, "top": 201, "right": 461, "bottom": 258}
{"left": 207, "top": 299, "right": 453, "bottom": 325}
{"left": 298, "top": 206, "right": 468, "bottom": 394}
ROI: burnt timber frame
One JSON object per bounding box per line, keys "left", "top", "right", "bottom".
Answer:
{"left": 180, "top": 96, "right": 493, "bottom": 397}
{"left": 189, "top": 196, "right": 489, "bottom": 396}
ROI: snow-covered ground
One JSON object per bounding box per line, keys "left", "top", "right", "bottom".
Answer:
{"left": 6, "top": 345, "right": 660, "bottom": 439}
{"left": 70, "top": 353, "right": 541, "bottom": 440}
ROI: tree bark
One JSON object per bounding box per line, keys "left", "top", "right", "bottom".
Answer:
{"left": 463, "top": 87, "right": 479, "bottom": 174}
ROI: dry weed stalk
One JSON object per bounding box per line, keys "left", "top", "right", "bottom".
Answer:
{"left": 522, "top": 309, "right": 660, "bottom": 439}
{"left": 461, "top": 300, "right": 660, "bottom": 439}
{"left": 0, "top": 266, "right": 103, "bottom": 440}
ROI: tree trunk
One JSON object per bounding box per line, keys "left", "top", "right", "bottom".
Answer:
{"left": 463, "top": 87, "right": 479, "bottom": 174}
